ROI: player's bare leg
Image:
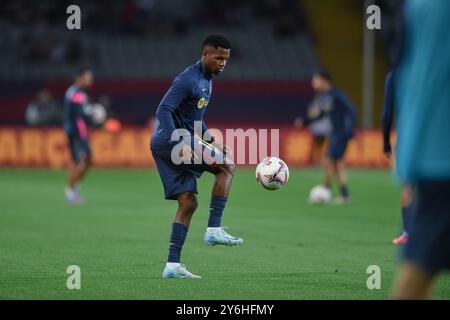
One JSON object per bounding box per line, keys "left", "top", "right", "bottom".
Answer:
{"left": 66, "top": 159, "right": 88, "bottom": 204}
{"left": 323, "top": 158, "right": 333, "bottom": 190}
{"left": 334, "top": 160, "right": 350, "bottom": 204}
{"left": 68, "top": 159, "right": 78, "bottom": 189}
{"left": 211, "top": 163, "right": 235, "bottom": 197}
{"left": 174, "top": 192, "right": 198, "bottom": 227}
{"left": 392, "top": 262, "right": 436, "bottom": 299}
{"left": 76, "top": 157, "right": 92, "bottom": 183}
{"left": 204, "top": 162, "right": 243, "bottom": 246}
{"left": 311, "top": 138, "right": 324, "bottom": 165}
{"left": 68, "top": 158, "right": 91, "bottom": 188}
{"left": 335, "top": 160, "right": 347, "bottom": 187}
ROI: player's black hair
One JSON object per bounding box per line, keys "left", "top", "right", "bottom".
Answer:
{"left": 315, "top": 69, "right": 333, "bottom": 83}
{"left": 202, "top": 34, "right": 231, "bottom": 50}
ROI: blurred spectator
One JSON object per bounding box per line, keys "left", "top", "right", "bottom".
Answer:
{"left": 25, "top": 89, "right": 62, "bottom": 126}
{"left": 50, "top": 40, "right": 66, "bottom": 63}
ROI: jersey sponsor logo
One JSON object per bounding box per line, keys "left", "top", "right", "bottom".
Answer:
{"left": 197, "top": 97, "right": 208, "bottom": 109}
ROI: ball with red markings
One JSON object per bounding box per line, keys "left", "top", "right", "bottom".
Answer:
{"left": 255, "top": 157, "right": 289, "bottom": 190}
{"left": 84, "top": 103, "right": 107, "bottom": 125}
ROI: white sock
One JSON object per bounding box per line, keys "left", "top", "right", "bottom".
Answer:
{"left": 166, "top": 262, "right": 180, "bottom": 269}
{"left": 207, "top": 227, "right": 221, "bottom": 233}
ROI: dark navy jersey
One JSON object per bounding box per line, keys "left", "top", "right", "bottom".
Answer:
{"left": 63, "top": 84, "right": 90, "bottom": 139}
{"left": 382, "top": 70, "right": 395, "bottom": 151}
{"left": 322, "top": 87, "right": 357, "bottom": 139}
{"left": 151, "top": 60, "right": 212, "bottom": 150}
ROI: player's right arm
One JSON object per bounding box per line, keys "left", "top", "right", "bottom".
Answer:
{"left": 71, "top": 91, "right": 90, "bottom": 123}
{"left": 69, "top": 91, "right": 91, "bottom": 140}
{"left": 155, "top": 74, "right": 192, "bottom": 146}
{"left": 333, "top": 89, "right": 357, "bottom": 139}
{"left": 381, "top": 70, "right": 395, "bottom": 158}
{"left": 300, "top": 96, "right": 328, "bottom": 127}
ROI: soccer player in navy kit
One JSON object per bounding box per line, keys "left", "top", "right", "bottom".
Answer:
{"left": 294, "top": 95, "right": 332, "bottom": 165}
{"left": 307, "top": 71, "right": 356, "bottom": 204}
{"left": 63, "top": 69, "right": 94, "bottom": 204}
{"left": 151, "top": 35, "right": 243, "bottom": 279}
{"left": 382, "top": 70, "right": 414, "bottom": 245}
{"left": 391, "top": 0, "right": 450, "bottom": 299}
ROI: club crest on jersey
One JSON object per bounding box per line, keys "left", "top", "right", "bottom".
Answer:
{"left": 197, "top": 97, "right": 208, "bottom": 109}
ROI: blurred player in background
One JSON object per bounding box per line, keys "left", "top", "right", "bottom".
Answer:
{"left": 63, "top": 69, "right": 94, "bottom": 204}
{"left": 391, "top": 0, "right": 450, "bottom": 299}
{"left": 300, "top": 70, "right": 356, "bottom": 204}
{"left": 294, "top": 94, "right": 332, "bottom": 165}
{"left": 150, "top": 34, "right": 243, "bottom": 279}
{"left": 381, "top": 69, "right": 414, "bottom": 245}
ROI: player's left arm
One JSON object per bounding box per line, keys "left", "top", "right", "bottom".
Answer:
{"left": 300, "top": 98, "right": 327, "bottom": 127}
{"left": 337, "top": 92, "right": 357, "bottom": 139}
{"left": 381, "top": 70, "right": 395, "bottom": 157}
{"left": 72, "top": 91, "right": 92, "bottom": 124}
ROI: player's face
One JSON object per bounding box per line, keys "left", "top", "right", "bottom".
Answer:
{"left": 81, "top": 72, "right": 94, "bottom": 89}
{"left": 311, "top": 75, "right": 326, "bottom": 92}
{"left": 203, "top": 46, "right": 230, "bottom": 75}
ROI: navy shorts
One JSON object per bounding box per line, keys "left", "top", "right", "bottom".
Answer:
{"left": 403, "top": 180, "right": 450, "bottom": 275}
{"left": 67, "top": 132, "right": 91, "bottom": 162}
{"left": 326, "top": 136, "right": 349, "bottom": 160}
{"left": 151, "top": 139, "right": 224, "bottom": 200}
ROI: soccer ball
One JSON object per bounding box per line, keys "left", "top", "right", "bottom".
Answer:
{"left": 255, "top": 157, "right": 289, "bottom": 190}
{"left": 90, "top": 103, "right": 107, "bottom": 125}
{"left": 309, "top": 185, "right": 332, "bottom": 204}
{"left": 85, "top": 103, "right": 107, "bottom": 125}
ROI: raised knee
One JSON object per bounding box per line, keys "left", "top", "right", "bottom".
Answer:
{"left": 220, "top": 163, "right": 235, "bottom": 177}
{"left": 227, "top": 163, "right": 235, "bottom": 176}
{"left": 181, "top": 194, "right": 198, "bottom": 213}
{"left": 401, "top": 188, "right": 412, "bottom": 207}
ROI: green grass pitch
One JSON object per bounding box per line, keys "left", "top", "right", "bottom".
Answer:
{"left": 0, "top": 168, "right": 449, "bottom": 299}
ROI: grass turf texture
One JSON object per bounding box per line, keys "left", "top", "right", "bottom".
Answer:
{"left": 0, "top": 168, "right": 449, "bottom": 300}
